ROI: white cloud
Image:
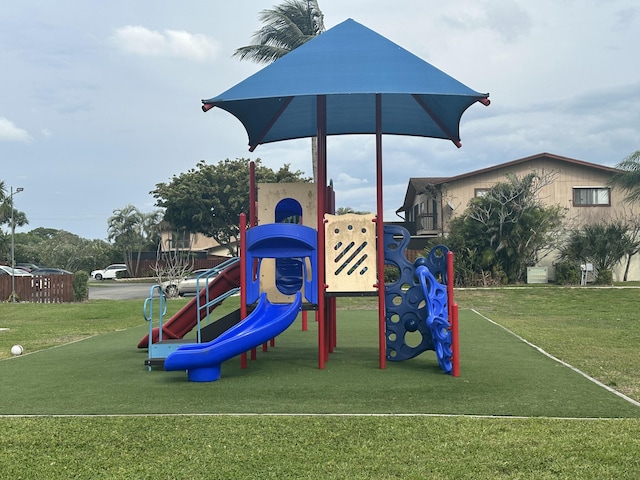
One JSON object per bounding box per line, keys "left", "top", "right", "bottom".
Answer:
{"left": 111, "top": 25, "right": 220, "bottom": 60}
{"left": 335, "top": 172, "right": 369, "bottom": 186}
{"left": 440, "top": 0, "right": 532, "bottom": 43}
{"left": 0, "top": 117, "right": 32, "bottom": 142}
{"left": 3, "top": 0, "right": 640, "bottom": 240}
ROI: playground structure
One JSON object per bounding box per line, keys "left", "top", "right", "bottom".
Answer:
{"left": 154, "top": 17, "right": 484, "bottom": 380}
{"left": 141, "top": 172, "right": 459, "bottom": 382}
{"left": 137, "top": 17, "right": 490, "bottom": 381}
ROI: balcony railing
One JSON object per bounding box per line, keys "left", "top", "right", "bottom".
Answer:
{"left": 416, "top": 213, "right": 438, "bottom": 233}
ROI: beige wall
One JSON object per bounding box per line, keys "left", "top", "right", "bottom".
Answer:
{"left": 160, "top": 231, "right": 233, "bottom": 257}
{"left": 257, "top": 183, "right": 317, "bottom": 227}
{"left": 411, "top": 158, "right": 639, "bottom": 281}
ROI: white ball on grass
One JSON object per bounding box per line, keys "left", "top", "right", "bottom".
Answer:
{"left": 10, "top": 344, "right": 24, "bottom": 356}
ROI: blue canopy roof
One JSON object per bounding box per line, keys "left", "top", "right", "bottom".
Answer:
{"left": 203, "top": 18, "right": 489, "bottom": 150}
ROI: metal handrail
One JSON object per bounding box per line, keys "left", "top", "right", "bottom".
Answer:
{"left": 143, "top": 284, "right": 167, "bottom": 347}
{"left": 195, "top": 257, "right": 240, "bottom": 343}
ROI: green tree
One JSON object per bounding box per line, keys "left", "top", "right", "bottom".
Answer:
{"left": 108, "top": 205, "right": 163, "bottom": 276}
{"left": 0, "top": 182, "right": 27, "bottom": 226}
{"left": 446, "top": 172, "right": 565, "bottom": 284}
{"left": 335, "top": 207, "right": 371, "bottom": 215}
{"left": 0, "top": 182, "right": 29, "bottom": 264}
{"left": 559, "top": 221, "right": 635, "bottom": 284}
{"left": 620, "top": 215, "right": 640, "bottom": 281}
{"left": 151, "top": 158, "right": 310, "bottom": 255}
{"left": 234, "top": 0, "right": 325, "bottom": 182}
{"left": 7, "top": 227, "right": 117, "bottom": 273}
{"left": 610, "top": 150, "right": 640, "bottom": 203}
{"left": 234, "top": 0, "right": 324, "bottom": 64}
{"left": 18, "top": 228, "right": 116, "bottom": 273}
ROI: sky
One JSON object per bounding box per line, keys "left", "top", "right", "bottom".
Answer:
{"left": 1, "top": 0, "right": 639, "bottom": 241}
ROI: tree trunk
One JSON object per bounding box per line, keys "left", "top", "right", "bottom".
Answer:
{"left": 311, "top": 136, "right": 318, "bottom": 183}
{"left": 623, "top": 254, "right": 632, "bottom": 281}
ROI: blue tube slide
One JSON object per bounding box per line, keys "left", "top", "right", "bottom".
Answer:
{"left": 164, "top": 292, "right": 302, "bottom": 382}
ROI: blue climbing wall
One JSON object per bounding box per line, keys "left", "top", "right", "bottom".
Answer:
{"left": 383, "top": 225, "right": 452, "bottom": 374}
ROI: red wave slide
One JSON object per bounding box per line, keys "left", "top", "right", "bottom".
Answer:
{"left": 137, "top": 261, "right": 241, "bottom": 348}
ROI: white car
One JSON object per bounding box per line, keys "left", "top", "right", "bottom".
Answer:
{"left": 0, "top": 265, "right": 33, "bottom": 277}
{"left": 91, "top": 264, "right": 128, "bottom": 280}
{"left": 161, "top": 269, "right": 219, "bottom": 297}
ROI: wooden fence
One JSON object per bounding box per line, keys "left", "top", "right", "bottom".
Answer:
{"left": 131, "top": 257, "right": 230, "bottom": 277}
{"left": 0, "top": 257, "right": 232, "bottom": 303}
{"left": 0, "top": 274, "right": 76, "bottom": 303}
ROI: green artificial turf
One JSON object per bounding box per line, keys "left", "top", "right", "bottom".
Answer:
{"left": 0, "top": 304, "right": 637, "bottom": 417}
{"left": 455, "top": 287, "right": 640, "bottom": 399}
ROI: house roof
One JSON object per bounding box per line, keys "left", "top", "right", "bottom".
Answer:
{"left": 396, "top": 152, "right": 620, "bottom": 213}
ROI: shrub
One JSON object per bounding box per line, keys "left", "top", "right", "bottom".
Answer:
{"left": 595, "top": 269, "right": 613, "bottom": 285}
{"left": 384, "top": 264, "right": 400, "bottom": 284}
{"left": 554, "top": 260, "right": 581, "bottom": 285}
{"left": 72, "top": 271, "right": 89, "bottom": 302}
{"left": 559, "top": 221, "right": 632, "bottom": 281}
{"left": 444, "top": 172, "right": 565, "bottom": 284}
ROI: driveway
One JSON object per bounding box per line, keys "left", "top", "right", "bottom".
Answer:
{"left": 89, "top": 281, "right": 157, "bottom": 300}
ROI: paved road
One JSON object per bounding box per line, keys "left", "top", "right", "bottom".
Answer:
{"left": 89, "top": 281, "right": 157, "bottom": 300}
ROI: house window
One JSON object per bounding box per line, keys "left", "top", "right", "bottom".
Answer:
{"left": 573, "top": 187, "right": 610, "bottom": 206}
{"left": 474, "top": 188, "right": 490, "bottom": 197}
{"left": 173, "top": 238, "right": 191, "bottom": 249}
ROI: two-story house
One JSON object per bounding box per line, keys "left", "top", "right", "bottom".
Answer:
{"left": 395, "top": 152, "right": 639, "bottom": 281}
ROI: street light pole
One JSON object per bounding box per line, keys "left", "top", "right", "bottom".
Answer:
{"left": 10, "top": 186, "right": 24, "bottom": 303}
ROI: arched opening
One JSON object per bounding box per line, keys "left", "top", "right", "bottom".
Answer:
{"left": 275, "top": 198, "right": 304, "bottom": 295}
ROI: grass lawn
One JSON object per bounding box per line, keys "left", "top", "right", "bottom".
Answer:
{"left": 1, "top": 287, "right": 639, "bottom": 478}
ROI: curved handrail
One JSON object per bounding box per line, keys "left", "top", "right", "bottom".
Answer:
{"left": 195, "top": 258, "right": 241, "bottom": 343}
{"left": 144, "top": 285, "right": 167, "bottom": 345}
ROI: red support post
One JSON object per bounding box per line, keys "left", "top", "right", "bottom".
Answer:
{"left": 452, "top": 303, "right": 460, "bottom": 377}
{"left": 316, "top": 95, "right": 327, "bottom": 369}
{"left": 446, "top": 251, "right": 460, "bottom": 377}
{"left": 239, "top": 213, "right": 248, "bottom": 370}
{"left": 375, "top": 94, "right": 386, "bottom": 369}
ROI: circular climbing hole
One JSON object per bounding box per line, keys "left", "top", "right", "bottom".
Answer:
{"left": 403, "top": 330, "right": 423, "bottom": 348}
{"left": 384, "top": 264, "right": 400, "bottom": 284}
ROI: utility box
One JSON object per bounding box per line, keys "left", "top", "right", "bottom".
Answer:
{"left": 526, "top": 267, "right": 548, "bottom": 284}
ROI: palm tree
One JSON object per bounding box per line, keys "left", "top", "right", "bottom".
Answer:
{"left": 107, "top": 205, "right": 140, "bottom": 276}
{"left": 610, "top": 150, "right": 640, "bottom": 203}
{"left": 234, "top": 0, "right": 324, "bottom": 64}
{"left": 108, "top": 205, "right": 164, "bottom": 277}
{"left": 0, "top": 181, "right": 29, "bottom": 262}
{"left": 234, "top": 0, "right": 325, "bottom": 181}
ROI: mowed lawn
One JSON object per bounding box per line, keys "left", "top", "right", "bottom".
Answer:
{"left": 0, "top": 287, "right": 639, "bottom": 478}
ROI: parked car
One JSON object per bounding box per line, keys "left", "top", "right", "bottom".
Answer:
{"left": 16, "top": 263, "right": 40, "bottom": 272}
{"left": 0, "top": 265, "right": 33, "bottom": 276}
{"left": 91, "top": 264, "right": 128, "bottom": 280}
{"left": 31, "top": 268, "right": 73, "bottom": 276}
{"left": 161, "top": 269, "right": 219, "bottom": 297}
